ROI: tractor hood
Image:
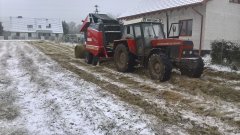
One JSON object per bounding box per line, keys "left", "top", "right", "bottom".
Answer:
{"left": 151, "top": 39, "right": 193, "bottom": 47}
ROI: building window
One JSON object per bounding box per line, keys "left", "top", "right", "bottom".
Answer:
{"left": 16, "top": 32, "right": 20, "bottom": 37}
{"left": 179, "top": 19, "right": 193, "bottom": 36}
{"left": 229, "top": 0, "right": 240, "bottom": 4}
{"left": 46, "top": 24, "right": 51, "bottom": 28}
{"left": 38, "top": 25, "right": 41, "bottom": 29}
{"left": 56, "top": 33, "right": 59, "bottom": 37}
{"left": 28, "top": 33, "right": 32, "bottom": 37}
{"left": 27, "top": 25, "right": 33, "bottom": 28}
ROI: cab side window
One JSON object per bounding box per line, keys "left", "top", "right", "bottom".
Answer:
{"left": 124, "top": 26, "right": 134, "bottom": 35}
{"left": 134, "top": 25, "right": 142, "bottom": 38}
{"left": 124, "top": 25, "right": 134, "bottom": 38}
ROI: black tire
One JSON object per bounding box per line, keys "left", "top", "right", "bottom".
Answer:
{"left": 148, "top": 54, "right": 172, "bottom": 82}
{"left": 180, "top": 57, "right": 204, "bottom": 78}
{"left": 92, "top": 56, "right": 99, "bottom": 66}
{"left": 114, "top": 44, "right": 135, "bottom": 72}
{"left": 85, "top": 52, "right": 93, "bottom": 64}
{"left": 74, "top": 45, "right": 86, "bottom": 59}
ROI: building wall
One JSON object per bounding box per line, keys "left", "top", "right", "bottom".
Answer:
{"left": 204, "top": 0, "right": 240, "bottom": 50}
{"left": 1, "top": 17, "right": 63, "bottom": 40}
{"left": 10, "top": 32, "right": 37, "bottom": 39}
{"left": 122, "top": 5, "right": 207, "bottom": 50}
{"left": 7, "top": 32, "right": 63, "bottom": 40}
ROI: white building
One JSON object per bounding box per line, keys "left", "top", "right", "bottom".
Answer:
{"left": 118, "top": 0, "right": 240, "bottom": 54}
{"left": 1, "top": 16, "right": 63, "bottom": 40}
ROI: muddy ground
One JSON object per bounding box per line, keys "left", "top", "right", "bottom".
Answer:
{"left": 1, "top": 41, "right": 239, "bottom": 135}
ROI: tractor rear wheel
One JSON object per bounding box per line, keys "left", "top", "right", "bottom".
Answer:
{"left": 114, "top": 44, "right": 135, "bottom": 72}
{"left": 74, "top": 45, "right": 86, "bottom": 59}
{"left": 180, "top": 57, "right": 204, "bottom": 78}
{"left": 85, "top": 52, "right": 93, "bottom": 64}
{"left": 148, "top": 54, "right": 172, "bottom": 82}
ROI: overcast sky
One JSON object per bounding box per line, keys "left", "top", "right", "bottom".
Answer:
{"left": 0, "top": 0, "right": 139, "bottom": 23}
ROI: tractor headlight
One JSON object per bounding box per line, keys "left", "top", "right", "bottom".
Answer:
{"left": 189, "top": 51, "right": 193, "bottom": 55}
{"left": 183, "top": 51, "right": 186, "bottom": 55}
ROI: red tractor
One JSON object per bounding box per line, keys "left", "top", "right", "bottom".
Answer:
{"left": 78, "top": 14, "right": 204, "bottom": 81}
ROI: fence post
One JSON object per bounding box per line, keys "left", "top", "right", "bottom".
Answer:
{"left": 221, "top": 40, "right": 224, "bottom": 64}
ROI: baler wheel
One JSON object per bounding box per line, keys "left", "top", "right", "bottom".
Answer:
{"left": 85, "top": 52, "right": 93, "bottom": 64}
{"left": 74, "top": 45, "right": 86, "bottom": 59}
{"left": 148, "top": 54, "right": 172, "bottom": 82}
{"left": 114, "top": 44, "right": 135, "bottom": 72}
{"left": 92, "top": 56, "right": 99, "bottom": 66}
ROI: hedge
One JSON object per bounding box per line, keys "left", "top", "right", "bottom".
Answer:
{"left": 211, "top": 40, "right": 240, "bottom": 66}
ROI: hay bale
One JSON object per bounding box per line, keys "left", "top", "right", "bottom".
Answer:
{"left": 75, "top": 45, "right": 86, "bottom": 59}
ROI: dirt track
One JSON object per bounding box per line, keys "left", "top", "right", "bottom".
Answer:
{"left": 27, "top": 41, "right": 240, "bottom": 135}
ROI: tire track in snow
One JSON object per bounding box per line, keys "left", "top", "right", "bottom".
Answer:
{"left": 0, "top": 42, "right": 28, "bottom": 134}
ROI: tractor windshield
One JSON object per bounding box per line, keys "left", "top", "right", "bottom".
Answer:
{"left": 143, "top": 23, "right": 164, "bottom": 39}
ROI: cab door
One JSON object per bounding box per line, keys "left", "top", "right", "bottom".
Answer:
{"left": 133, "top": 24, "right": 144, "bottom": 56}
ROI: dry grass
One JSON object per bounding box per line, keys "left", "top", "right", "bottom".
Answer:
{"left": 0, "top": 127, "right": 28, "bottom": 135}
{"left": 170, "top": 73, "right": 240, "bottom": 102}
{"left": 0, "top": 90, "right": 19, "bottom": 121}
{"left": 204, "top": 69, "right": 240, "bottom": 80}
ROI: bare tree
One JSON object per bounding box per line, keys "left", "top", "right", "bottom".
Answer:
{"left": 62, "top": 21, "right": 69, "bottom": 35}
{"left": 0, "top": 22, "right": 3, "bottom": 36}
{"left": 68, "top": 22, "right": 81, "bottom": 34}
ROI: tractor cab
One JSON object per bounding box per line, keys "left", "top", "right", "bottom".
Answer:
{"left": 122, "top": 20, "right": 165, "bottom": 57}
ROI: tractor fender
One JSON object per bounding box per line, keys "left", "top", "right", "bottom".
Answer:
{"left": 113, "top": 39, "right": 137, "bottom": 55}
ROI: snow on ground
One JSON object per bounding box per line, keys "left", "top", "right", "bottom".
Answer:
{"left": 60, "top": 42, "right": 78, "bottom": 47}
{"left": 0, "top": 41, "right": 186, "bottom": 135}
{"left": 202, "top": 55, "right": 240, "bottom": 74}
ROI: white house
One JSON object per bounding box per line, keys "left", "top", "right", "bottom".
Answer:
{"left": 118, "top": 0, "right": 240, "bottom": 54}
{"left": 1, "top": 16, "right": 63, "bottom": 40}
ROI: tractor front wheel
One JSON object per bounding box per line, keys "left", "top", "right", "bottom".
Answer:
{"left": 148, "top": 54, "right": 172, "bottom": 82}
{"left": 114, "top": 44, "right": 135, "bottom": 72}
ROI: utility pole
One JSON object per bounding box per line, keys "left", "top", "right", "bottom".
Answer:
{"left": 95, "top": 5, "right": 99, "bottom": 14}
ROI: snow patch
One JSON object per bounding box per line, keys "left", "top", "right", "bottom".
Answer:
{"left": 202, "top": 55, "right": 240, "bottom": 74}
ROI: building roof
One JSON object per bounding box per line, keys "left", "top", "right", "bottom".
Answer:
{"left": 0, "top": 17, "right": 63, "bottom": 33}
{"left": 118, "top": 0, "right": 205, "bottom": 19}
